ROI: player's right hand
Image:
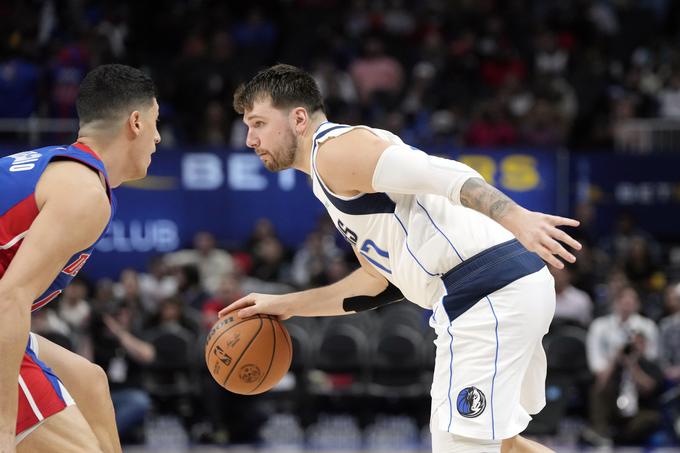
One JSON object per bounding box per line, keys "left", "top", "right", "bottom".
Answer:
{"left": 218, "top": 293, "right": 292, "bottom": 320}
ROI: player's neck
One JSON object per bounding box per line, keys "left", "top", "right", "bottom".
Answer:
{"left": 294, "top": 115, "right": 327, "bottom": 175}
{"left": 75, "top": 134, "right": 127, "bottom": 187}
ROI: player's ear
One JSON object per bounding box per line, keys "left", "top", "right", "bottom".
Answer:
{"left": 291, "top": 107, "right": 308, "bottom": 134}
{"left": 128, "top": 110, "right": 142, "bottom": 137}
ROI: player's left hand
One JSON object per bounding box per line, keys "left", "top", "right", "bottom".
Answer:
{"left": 504, "top": 206, "right": 582, "bottom": 269}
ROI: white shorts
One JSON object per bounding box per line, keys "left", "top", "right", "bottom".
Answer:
{"left": 429, "top": 266, "right": 555, "bottom": 441}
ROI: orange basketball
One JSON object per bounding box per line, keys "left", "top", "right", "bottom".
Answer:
{"left": 205, "top": 313, "right": 292, "bottom": 395}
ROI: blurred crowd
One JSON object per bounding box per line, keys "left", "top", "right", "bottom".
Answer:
{"left": 3, "top": 0, "right": 680, "bottom": 150}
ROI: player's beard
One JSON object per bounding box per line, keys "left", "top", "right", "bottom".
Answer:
{"left": 263, "top": 128, "right": 297, "bottom": 172}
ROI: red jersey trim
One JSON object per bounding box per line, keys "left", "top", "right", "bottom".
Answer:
{"left": 71, "top": 142, "right": 103, "bottom": 161}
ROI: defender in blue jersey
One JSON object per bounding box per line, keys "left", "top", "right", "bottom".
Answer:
{"left": 222, "top": 65, "right": 582, "bottom": 453}
{"left": 0, "top": 65, "right": 160, "bottom": 453}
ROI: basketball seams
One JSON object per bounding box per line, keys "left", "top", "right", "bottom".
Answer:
{"left": 222, "top": 317, "right": 264, "bottom": 386}
{"left": 277, "top": 320, "right": 293, "bottom": 365}
{"left": 249, "top": 317, "right": 278, "bottom": 393}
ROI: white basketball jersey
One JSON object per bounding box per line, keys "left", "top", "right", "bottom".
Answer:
{"left": 310, "top": 122, "right": 514, "bottom": 308}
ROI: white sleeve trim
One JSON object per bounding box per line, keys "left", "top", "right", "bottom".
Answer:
{"left": 371, "top": 144, "right": 483, "bottom": 205}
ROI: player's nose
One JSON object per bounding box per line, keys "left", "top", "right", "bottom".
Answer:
{"left": 246, "top": 129, "right": 259, "bottom": 149}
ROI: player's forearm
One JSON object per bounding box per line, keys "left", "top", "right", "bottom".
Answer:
{"left": 0, "top": 291, "right": 31, "bottom": 440}
{"left": 459, "top": 177, "right": 532, "bottom": 240}
{"left": 283, "top": 268, "right": 387, "bottom": 317}
{"left": 459, "top": 177, "right": 521, "bottom": 224}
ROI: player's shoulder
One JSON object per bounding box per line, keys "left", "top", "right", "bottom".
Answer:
{"left": 317, "top": 126, "right": 389, "bottom": 166}
{"left": 36, "top": 160, "right": 109, "bottom": 214}
{"left": 323, "top": 126, "right": 386, "bottom": 150}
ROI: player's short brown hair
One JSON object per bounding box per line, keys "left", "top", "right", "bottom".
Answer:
{"left": 233, "top": 64, "right": 325, "bottom": 115}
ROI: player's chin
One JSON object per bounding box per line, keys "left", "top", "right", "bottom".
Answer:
{"left": 130, "top": 165, "right": 149, "bottom": 181}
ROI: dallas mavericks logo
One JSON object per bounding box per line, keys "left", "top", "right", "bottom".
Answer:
{"left": 456, "top": 386, "right": 486, "bottom": 418}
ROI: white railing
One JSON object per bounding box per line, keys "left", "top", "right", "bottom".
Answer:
{"left": 615, "top": 118, "right": 680, "bottom": 153}
{"left": 0, "top": 118, "right": 78, "bottom": 146}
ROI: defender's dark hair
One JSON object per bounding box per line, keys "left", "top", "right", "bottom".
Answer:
{"left": 233, "top": 64, "right": 325, "bottom": 115}
{"left": 76, "top": 64, "right": 156, "bottom": 124}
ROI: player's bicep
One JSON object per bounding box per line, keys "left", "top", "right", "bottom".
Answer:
{"left": 0, "top": 183, "right": 109, "bottom": 302}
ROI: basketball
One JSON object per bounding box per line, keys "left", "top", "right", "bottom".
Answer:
{"left": 205, "top": 313, "right": 292, "bottom": 395}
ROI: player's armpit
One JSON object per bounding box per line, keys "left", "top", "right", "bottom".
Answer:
{"left": 342, "top": 245, "right": 397, "bottom": 312}
{"left": 0, "top": 161, "right": 110, "bottom": 301}
{"left": 314, "top": 128, "right": 389, "bottom": 196}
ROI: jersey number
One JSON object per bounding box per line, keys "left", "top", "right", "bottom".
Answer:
{"left": 62, "top": 253, "right": 91, "bottom": 276}
{"left": 337, "top": 220, "right": 357, "bottom": 245}
{"left": 360, "top": 239, "right": 392, "bottom": 274}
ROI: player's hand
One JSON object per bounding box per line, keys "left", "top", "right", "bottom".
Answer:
{"left": 504, "top": 206, "right": 582, "bottom": 269}
{"left": 218, "top": 293, "right": 292, "bottom": 320}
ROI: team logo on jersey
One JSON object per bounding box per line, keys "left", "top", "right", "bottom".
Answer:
{"left": 456, "top": 386, "right": 486, "bottom": 418}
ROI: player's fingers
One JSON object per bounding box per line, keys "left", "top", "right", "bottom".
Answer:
{"left": 544, "top": 237, "right": 576, "bottom": 263}
{"left": 551, "top": 227, "right": 582, "bottom": 251}
{"left": 238, "top": 306, "right": 259, "bottom": 318}
{"left": 218, "top": 295, "right": 256, "bottom": 318}
{"left": 546, "top": 215, "right": 580, "bottom": 228}
{"left": 537, "top": 244, "right": 565, "bottom": 269}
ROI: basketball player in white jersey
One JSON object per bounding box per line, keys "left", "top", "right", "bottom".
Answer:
{"left": 221, "top": 64, "right": 581, "bottom": 453}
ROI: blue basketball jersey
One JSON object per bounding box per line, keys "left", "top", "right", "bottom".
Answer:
{"left": 0, "top": 142, "right": 115, "bottom": 310}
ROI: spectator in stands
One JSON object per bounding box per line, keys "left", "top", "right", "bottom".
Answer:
{"left": 137, "top": 255, "right": 178, "bottom": 313}
{"left": 202, "top": 273, "right": 244, "bottom": 330}
{"left": 172, "top": 264, "right": 209, "bottom": 312}
{"left": 0, "top": 53, "right": 39, "bottom": 118}
{"left": 166, "top": 231, "right": 234, "bottom": 294}
{"left": 250, "top": 236, "right": 291, "bottom": 284}
{"left": 245, "top": 218, "right": 277, "bottom": 250}
{"left": 57, "top": 277, "right": 92, "bottom": 354}
{"left": 349, "top": 36, "right": 404, "bottom": 106}
{"left": 291, "top": 231, "right": 342, "bottom": 288}
{"left": 113, "top": 268, "right": 147, "bottom": 315}
{"left": 91, "top": 300, "right": 155, "bottom": 442}
{"left": 660, "top": 282, "right": 680, "bottom": 383}
{"left": 313, "top": 58, "right": 358, "bottom": 119}
{"left": 31, "top": 307, "right": 73, "bottom": 351}
{"left": 624, "top": 236, "right": 661, "bottom": 291}
{"left": 464, "top": 100, "right": 518, "bottom": 147}
{"left": 586, "top": 285, "right": 661, "bottom": 444}
{"left": 550, "top": 264, "right": 593, "bottom": 327}
{"left": 657, "top": 70, "right": 680, "bottom": 119}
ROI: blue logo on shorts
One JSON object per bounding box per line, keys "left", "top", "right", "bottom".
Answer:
{"left": 456, "top": 386, "right": 486, "bottom": 418}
